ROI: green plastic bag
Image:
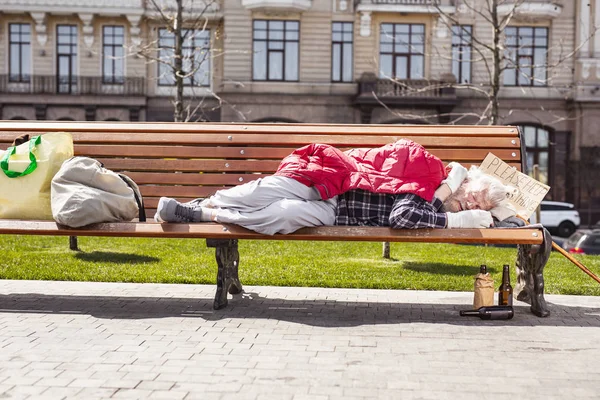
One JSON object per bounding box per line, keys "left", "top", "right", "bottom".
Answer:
{"left": 0, "top": 132, "right": 74, "bottom": 219}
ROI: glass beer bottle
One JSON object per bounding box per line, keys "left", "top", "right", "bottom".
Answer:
{"left": 498, "top": 264, "right": 513, "bottom": 306}
{"left": 460, "top": 306, "right": 514, "bottom": 320}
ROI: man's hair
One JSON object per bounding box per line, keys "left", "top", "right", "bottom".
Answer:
{"left": 466, "top": 166, "right": 515, "bottom": 210}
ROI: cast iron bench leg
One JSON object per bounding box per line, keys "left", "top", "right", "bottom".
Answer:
{"left": 515, "top": 228, "right": 552, "bottom": 317}
{"left": 207, "top": 239, "right": 243, "bottom": 310}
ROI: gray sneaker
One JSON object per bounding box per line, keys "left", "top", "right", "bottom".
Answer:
{"left": 183, "top": 197, "right": 210, "bottom": 207}
{"left": 154, "top": 197, "right": 203, "bottom": 223}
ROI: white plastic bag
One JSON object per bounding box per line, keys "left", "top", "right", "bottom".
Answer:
{"left": 51, "top": 156, "right": 145, "bottom": 227}
{"left": 0, "top": 132, "right": 73, "bottom": 220}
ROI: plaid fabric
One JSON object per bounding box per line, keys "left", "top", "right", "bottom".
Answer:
{"left": 335, "top": 190, "right": 447, "bottom": 229}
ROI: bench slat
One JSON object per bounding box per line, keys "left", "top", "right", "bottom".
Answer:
{"left": 97, "top": 158, "right": 283, "bottom": 172}
{"left": 98, "top": 158, "right": 522, "bottom": 173}
{"left": 0, "top": 133, "right": 520, "bottom": 148}
{"left": 0, "top": 122, "right": 520, "bottom": 136}
{"left": 141, "top": 186, "right": 227, "bottom": 198}
{"left": 0, "top": 220, "right": 543, "bottom": 244}
{"left": 126, "top": 172, "right": 270, "bottom": 185}
{"left": 65, "top": 145, "right": 520, "bottom": 162}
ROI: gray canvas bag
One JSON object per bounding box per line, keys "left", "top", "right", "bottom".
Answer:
{"left": 51, "top": 156, "right": 146, "bottom": 227}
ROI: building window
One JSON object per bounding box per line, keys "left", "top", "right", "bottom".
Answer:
{"left": 57, "top": 25, "right": 78, "bottom": 94}
{"left": 9, "top": 23, "right": 31, "bottom": 83}
{"left": 253, "top": 20, "right": 299, "bottom": 81}
{"left": 522, "top": 125, "right": 550, "bottom": 184}
{"left": 504, "top": 27, "right": 548, "bottom": 86}
{"left": 158, "top": 28, "right": 211, "bottom": 86}
{"left": 452, "top": 25, "right": 472, "bottom": 84}
{"left": 379, "top": 23, "right": 425, "bottom": 80}
{"left": 103, "top": 26, "right": 125, "bottom": 84}
{"left": 331, "top": 22, "right": 353, "bottom": 83}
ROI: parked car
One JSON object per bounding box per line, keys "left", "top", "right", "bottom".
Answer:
{"left": 529, "top": 201, "right": 581, "bottom": 237}
{"left": 562, "top": 230, "right": 600, "bottom": 255}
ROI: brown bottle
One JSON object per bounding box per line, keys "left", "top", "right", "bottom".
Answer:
{"left": 460, "top": 306, "right": 514, "bottom": 320}
{"left": 473, "top": 264, "right": 494, "bottom": 309}
{"left": 498, "top": 264, "right": 513, "bottom": 306}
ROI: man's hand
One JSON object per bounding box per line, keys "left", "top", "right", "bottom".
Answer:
{"left": 446, "top": 210, "right": 493, "bottom": 228}
{"left": 442, "top": 162, "right": 468, "bottom": 193}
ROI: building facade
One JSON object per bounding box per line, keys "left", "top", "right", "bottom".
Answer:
{"left": 0, "top": 0, "right": 598, "bottom": 222}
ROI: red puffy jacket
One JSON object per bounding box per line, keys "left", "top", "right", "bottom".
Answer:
{"left": 274, "top": 139, "right": 447, "bottom": 201}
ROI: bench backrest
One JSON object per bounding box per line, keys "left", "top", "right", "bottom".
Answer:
{"left": 0, "top": 122, "right": 524, "bottom": 215}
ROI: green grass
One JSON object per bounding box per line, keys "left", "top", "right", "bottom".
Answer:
{"left": 1, "top": 235, "right": 599, "bottom": 296}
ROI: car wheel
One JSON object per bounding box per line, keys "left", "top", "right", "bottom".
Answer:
{"left": 557, "top": 221, "right": 576, "bottom": 237}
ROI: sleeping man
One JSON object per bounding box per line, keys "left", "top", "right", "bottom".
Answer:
{"left": 155, "top": 140, "right": 512, "bottom": 235}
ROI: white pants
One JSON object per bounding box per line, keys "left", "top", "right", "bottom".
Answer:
{"left": 205, "top": 176, "right": 337, "bottom": 235}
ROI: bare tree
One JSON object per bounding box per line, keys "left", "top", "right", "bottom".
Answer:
{"left": 371, "top": 0, "right": 590, "bottom": 126}
{"left": 137, "top": 0, "right": 220, "bottom": 122}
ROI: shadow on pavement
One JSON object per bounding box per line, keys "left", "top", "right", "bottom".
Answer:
{"left": 1, "top": 291, "right": 599, "bottom": 328}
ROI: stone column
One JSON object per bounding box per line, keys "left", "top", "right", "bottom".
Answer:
{"left": 595, "top": 0, "right": 600, "bottom": 57}
{"left": 580, "top": 0, "right": 591, "bottom": 58}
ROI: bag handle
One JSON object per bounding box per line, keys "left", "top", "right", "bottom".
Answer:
{"left": 118, "top": 173, "right": 147, "bottom": 222}
{"left": 0, "top": 135, "right": 42, "bottom": 178}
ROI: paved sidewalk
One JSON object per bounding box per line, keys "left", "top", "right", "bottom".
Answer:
{"left": 1, "top": 280, "right": 599, "bottom": 400}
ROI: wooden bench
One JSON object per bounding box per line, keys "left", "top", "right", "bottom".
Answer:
{"left": 0, "top": 121, "right": 552, "bottom": 317}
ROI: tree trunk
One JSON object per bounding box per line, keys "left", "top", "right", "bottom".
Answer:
{"left": 174, "top": 0, "right": 184, "bottom": 122}
{"left": 490, "top": 0, "right": 501, "bottom": 125}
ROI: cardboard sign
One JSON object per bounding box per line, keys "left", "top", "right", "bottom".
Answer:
{"left": 478, "top": 152, "right": 550, "bottom": 219}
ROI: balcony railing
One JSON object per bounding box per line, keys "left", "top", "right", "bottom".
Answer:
{"left": 0, "top": 75, "right": 146, "bottom": 96}
{"left": 355, "top": 0, "right": 441, "bottom": 6}
{"left": 358, "top": 78, "right": 452, "bottom": 97}
{"left": 241, "top": 0, "right": 311, "bottom": 12}
{"left": 354, "top": 73, "right": 457, "bottom": 108}
{"left": 367, "top": 79, "right": 445, "bottom": 97}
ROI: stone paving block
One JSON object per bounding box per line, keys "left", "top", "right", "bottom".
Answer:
{"left": 204, "top": 382, "right": 244, "bottom": 393}
{"left": 3, "top": 384, "right": 49, "bottom": 397}
{"left": 119, "top": 364, "right": 155, "bottom": 373}
{"left": 308, "top": 386, "right": 344, "bottom": 397}
{"left": 0, "top": 361, "right": 31, "bottom": 370}
{"left": 40, "top": 386, "right": 84, "bottom": 399}
{"left": 68, "top": 378, "right": 107, "bottom": 388}
{"left": 90, "top": 371, "right": 127, "bottom": 381}
{"left": 56, "top": 369, "right": 97, "bottom": 381}
{"left": 160, "top": 350, "right": 197, "bottom": 360}
{"left": 293, "top": 395, "right": 328, "bottom": 400}
{"left": 73, "top": 387, "right": 118, "bottom": 398}
{"left": 24, "top": 368, "right": 62, "bottom": 379}
{"left": 184, "top": 392, "right": 225, "bottom": 400}
{"left": 148, "top": 390, "right": 188, "bottom": 399}
{"left": 1, "top": 375, "right": 40, "bottom": 386}
{"left": 111, "top": 388, "right": 154, "bottom": 398}
{"left": 171, "top": 382, "right": 211, "bottom": 392}
{"left": 121, "top": 371, "right": 160, "bottom": 381}
{"left": 199, "top": 347, "right": 234, "bottom": 356}
{"left": 136, "top": 380, "right": 175, "bottom": 391}
{"left": 100, "top": 379, "right": 140, "bottom": 389}
{"left": 150, "top": 365, "right": 185, "bottom": 375}
{"left": 237, "top": 384, "right": 299, "bottom": 399}
{"left": 36, "top": 376, "right": 76, "bottom": 387}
